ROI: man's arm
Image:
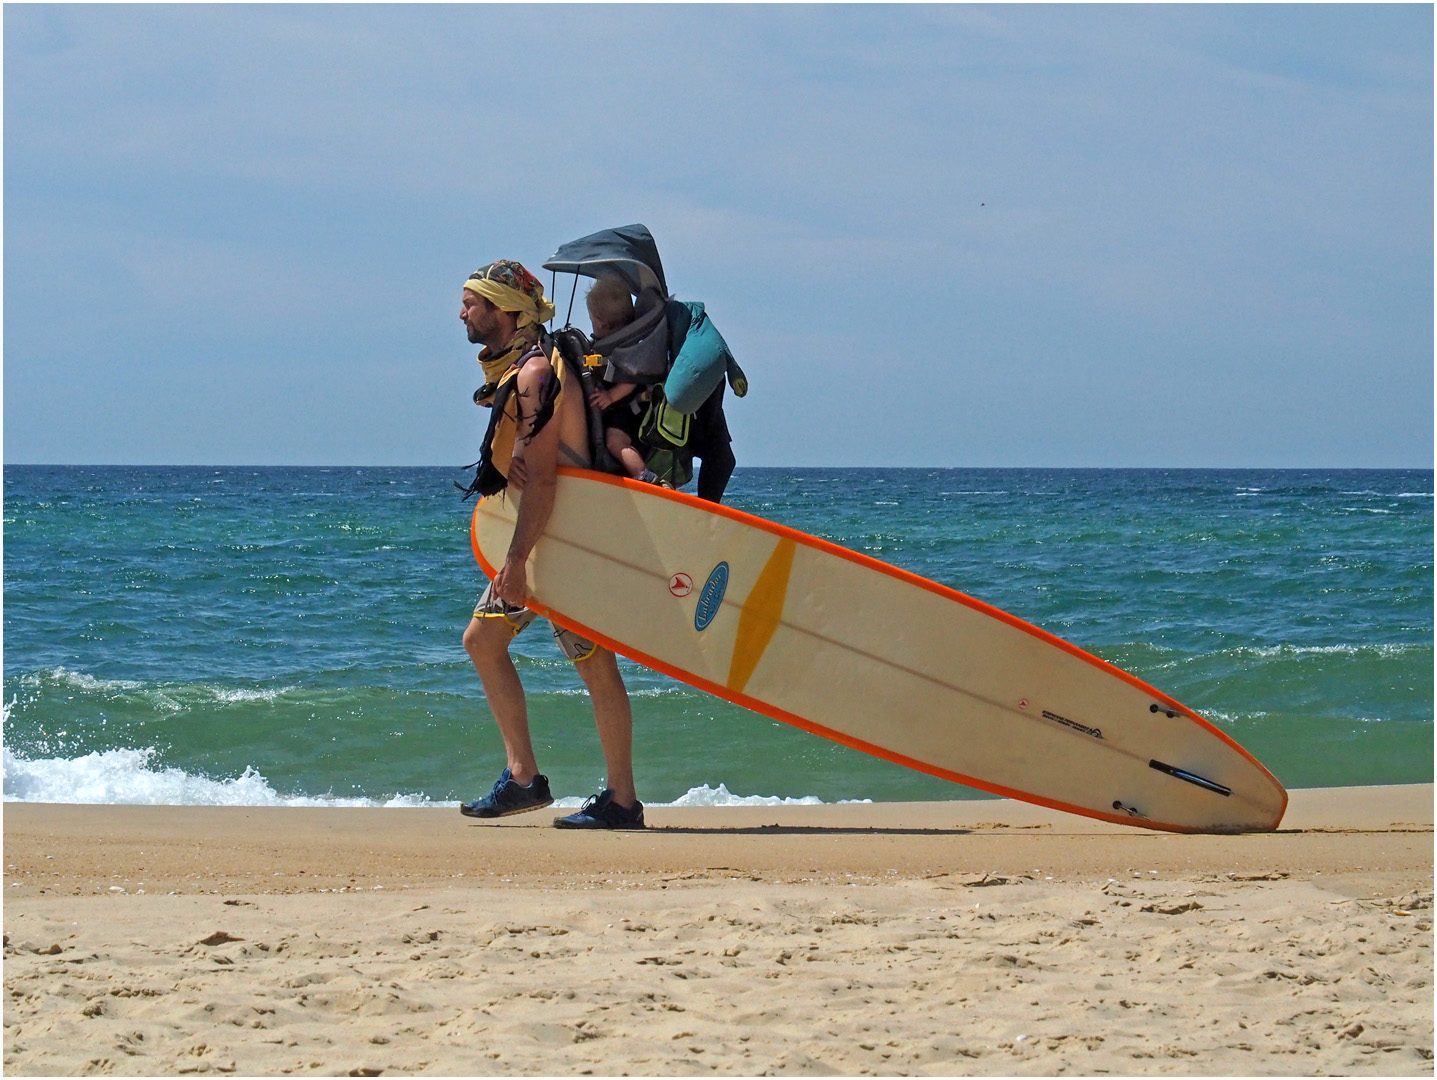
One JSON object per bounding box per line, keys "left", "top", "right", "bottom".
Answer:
{"left": 493, "top": 356, "right": 560, "bottom": 606}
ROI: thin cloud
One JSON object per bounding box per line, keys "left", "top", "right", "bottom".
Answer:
{"left": 4, "top": 5, "right": 1430, "bottom": 467}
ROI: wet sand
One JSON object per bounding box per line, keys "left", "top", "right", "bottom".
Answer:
{"left": 3, "top": 784, "right": 1432, "bottom": 1075}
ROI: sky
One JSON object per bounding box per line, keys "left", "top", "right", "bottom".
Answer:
{"left": 4, "top": 4, "right": 1432, "bottom": 468}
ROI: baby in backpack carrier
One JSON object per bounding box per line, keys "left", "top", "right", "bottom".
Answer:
{"left": 585, "top": 277, "right": 662, "bottom": 485}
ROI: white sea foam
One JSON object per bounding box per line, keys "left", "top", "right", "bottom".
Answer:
{"left": 207, "top": 686, "right": 296, "bottom": 705}
{"left": 21, "top": 667, "right": 145, "bottom": 693}
{"left": 1239, "top": 642, "right": 1420, "bottom": 659}
{"left": 666, "top": 783, "right": 825, "bottom": 807}
{"left": 1200, "top": 710, "right": 1269, "bottom": 724}
{"left": 544, "top": 685, "right": 695, "bottom": 698}
{"left": 16, "top": 668, "right": 298, "bottom": 709}
{"left": 1, "top": 748, "right": 439, "bottom": 808}
{"left": 1, "top": 750, "right": 857, "bottom": 809}
{"left": 556, "top": 785, "right": 870, "bottom": 809}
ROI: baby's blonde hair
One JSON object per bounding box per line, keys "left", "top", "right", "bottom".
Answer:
{"left": 586, "top": 277, "right": 635, "bottom": 331}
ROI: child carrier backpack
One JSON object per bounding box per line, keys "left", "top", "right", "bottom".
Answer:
{"left": 542, "top": 224, "right": 747, "bottom": 497}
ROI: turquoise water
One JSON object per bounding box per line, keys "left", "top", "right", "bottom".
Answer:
{"left": 3, "top": 466, "right": 1431, "bottom": 806}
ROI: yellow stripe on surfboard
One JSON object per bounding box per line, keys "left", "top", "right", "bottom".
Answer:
{"left": 726, "top": 537, "right": 797, "bottom": 694}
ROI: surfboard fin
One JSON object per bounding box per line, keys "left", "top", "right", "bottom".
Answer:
{"left": 1148, "top": 760, "right": 1232, "bottom": 797}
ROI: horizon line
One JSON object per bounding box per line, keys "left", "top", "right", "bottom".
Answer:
{"left": 4, "top": 462, "right": 1433, "bottom": 473}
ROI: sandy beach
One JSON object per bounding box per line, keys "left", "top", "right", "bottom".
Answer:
{"left": 3, "top": 784, "right": 1431, "bottom": 1076}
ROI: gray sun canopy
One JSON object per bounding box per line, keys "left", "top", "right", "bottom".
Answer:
{"left": 543, "top": 224, "right": 674, "bottom": 385}
{"left": 543, "top": 224, "right": 668, "bottom": 298}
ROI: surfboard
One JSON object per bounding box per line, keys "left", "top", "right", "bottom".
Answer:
{"left": 471, "top": 470, "right": 1288, "bottom": 833}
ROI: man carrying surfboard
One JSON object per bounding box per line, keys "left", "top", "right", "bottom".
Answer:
{"left": 456, "top": 260, "right": 645, "bottom": 829}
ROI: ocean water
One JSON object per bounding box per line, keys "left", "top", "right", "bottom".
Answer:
{"left": 3, "top": 466, "right": 1431, "bottom": 808}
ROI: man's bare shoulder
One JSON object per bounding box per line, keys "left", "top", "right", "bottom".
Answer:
{"left": 514, "top": 351, "right": 553, "bottom": 390}
{"left": 517, "top": 350, "right": 548, "bottom": 384}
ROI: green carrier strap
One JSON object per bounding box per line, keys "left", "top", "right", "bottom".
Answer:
{"left": 638, "top": 386, "right": 694, "bottom": 489}
{"left": 639, "top": 387, "right": 690, "bottom": 449}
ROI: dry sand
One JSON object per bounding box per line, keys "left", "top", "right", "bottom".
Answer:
{"left": 3, "top": 784, "right": 1432, "bottom": 1076}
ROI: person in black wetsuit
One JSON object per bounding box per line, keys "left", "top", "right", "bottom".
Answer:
{"left": 689, "top": 380, "right": 736, "bottom": 503}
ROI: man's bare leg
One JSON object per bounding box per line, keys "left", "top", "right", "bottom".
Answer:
{"left": 574, "top": 647, "right": 636, "bottom": 807}
{"left": 462, "top": 615, "right": 540, "bottom": 785}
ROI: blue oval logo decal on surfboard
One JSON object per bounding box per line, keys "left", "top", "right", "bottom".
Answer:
{"left": 694, "top": 562, "right": 729, "bottom": 631}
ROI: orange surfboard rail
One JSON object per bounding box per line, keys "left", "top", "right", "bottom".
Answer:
{"left": 471, "top": 468, "right": 1288, "bottom": 833}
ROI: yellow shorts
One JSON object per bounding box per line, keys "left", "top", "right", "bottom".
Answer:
{"left": 473, "top": 582, "right": 598, "bottom": 662}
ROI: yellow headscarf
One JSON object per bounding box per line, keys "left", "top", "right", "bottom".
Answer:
{"left": 463, "top": 259, "right": 556, "bottom": 329}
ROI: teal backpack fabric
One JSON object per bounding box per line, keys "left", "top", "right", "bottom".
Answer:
{"left": 665, "top": 300, "right": 747, "bottom": 415}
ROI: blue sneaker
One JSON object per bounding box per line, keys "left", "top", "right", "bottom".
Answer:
{"left": 552, "top": 789, "right": 646, "bottom": 830}
{"left": 459, "top": 768, "right": 554, "bottom": 818}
